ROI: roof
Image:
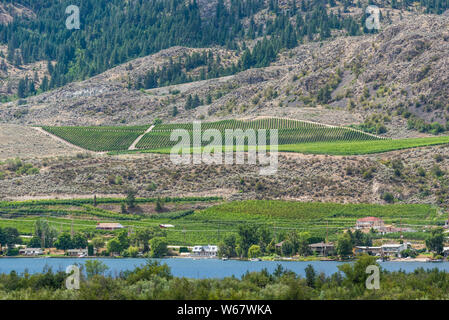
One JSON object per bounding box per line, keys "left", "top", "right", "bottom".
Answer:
{"left": 309, "top": 242, "right": 334, "bottom": 248}
{"left": 357, "top": 217, "right": 383, "bottom": 222}
{"left": 96, "top": 223, "right": 124, "bottom": 229}
{"left": 159, "top": 224, "right": 175, "bottom": 228}
{"left": 381, "top": 244, "right": 405, "bottom": 248}
{"left": 192, "top": 245, "right": 218, "bottom": 252}
{"left": 275, "top": 241, "right": 285, "bottom": 247}
{"left": 67, "top": 248, "right": 87, "bottom": 252}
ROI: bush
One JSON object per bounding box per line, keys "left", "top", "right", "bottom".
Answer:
{"left": 381, "top": 192, "right": 394, "bottom": 203}
{"left": 6, "top": 248, "right": 19, "bottom": 256}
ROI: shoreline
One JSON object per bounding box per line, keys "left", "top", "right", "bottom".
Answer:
{"left": 0, "top": 255, "right": 439, "bottom": 263}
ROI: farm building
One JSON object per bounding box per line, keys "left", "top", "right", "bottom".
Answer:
{"left": 159, "top": 224, "right": 175, "bottom": 228}
{"left": 355, "top": 217, "right": 385, "bottom": 230}
{"left": 96, "top": 223, "right": 124, "bottom": 231}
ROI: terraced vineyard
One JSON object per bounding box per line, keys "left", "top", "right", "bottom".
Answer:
{"left": 41, "top": 125, "right": 149, "bottom": 151}
{"left": 135, "top": 118, "right": 382, "bottom": 150}
{"left": 0, "top": 199, "right": 441, "bottom": 244}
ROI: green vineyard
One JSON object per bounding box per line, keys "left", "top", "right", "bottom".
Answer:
{"left": 135, "top": 118, "right": 382, "bottom": 150}
{"left": 41, "top": 118, "right": 449, "bottom": 155}
{"left": 41, "top": 125, "right": 149, "bottom": 151}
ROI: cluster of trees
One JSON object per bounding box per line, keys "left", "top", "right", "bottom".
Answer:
{"left": 218, "top": 224, "right": 324, "bottom": 258}
{"left": 106, "top": 227, "right": 168, "bottom": 258}
{"left": 53, "top": 232, "right": 88, "bottom": 250}
{"left": 134, "top": 51, "right": 231, "bottom": 90}
{"left": 184, "top": 94, "right": 202, "bottom": 110}
{"left": 0, "top": 227, "right": 22, "bottom": 255}
{"left": 336, "top": 229, "right": 373, "bottom": 257}
{"left": 407, "top": 116, "right": 449, "bottom": 135}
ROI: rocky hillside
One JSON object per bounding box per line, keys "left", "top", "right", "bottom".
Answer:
{"left": 2, "top": 145, "right": 449, "bottom": 208}
{"left": 0, "top": 3, "right": 35, "bottom": 25}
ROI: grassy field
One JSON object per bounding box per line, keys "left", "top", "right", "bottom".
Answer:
{"left": 0, "top": 198, "right": 444, "bottom": 245}
{"left": 132, "top": 135, "right": 449, "bottom": 156}
{"left": 276, "top": 136, "right": 449, "bottom": 155}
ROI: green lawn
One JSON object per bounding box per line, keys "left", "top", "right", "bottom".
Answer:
{"left": 277, "top": 136, "right": 449, "bottom": 155}
{"left": 133, "top": 135, "right": 449, "bottom": 156}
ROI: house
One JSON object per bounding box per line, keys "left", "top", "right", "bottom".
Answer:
{"left": 96, "top": 223, "right": 124, "bottom": 231}
{"left": 67, "top": 248, "right": 88, "bottom": 257}
{"left": 309, "top": 242, "right": 335, "bottom": 256}
{"left": 381, "top": 243, "right": 409, "bottom": 257}
{"left": 191, "top": 245, "right": 218, "bottom": 257}
{"left": 354, "top": 246, "right": 382, "bottom": 256}
{"left": 356, "top": 217, "right": 385, "bottom": 230}
{"left": 19, "top": 248, "right": 44, "bottom": 256}
{"left": 443, "top": 247, "right": 449, "bottom": 257}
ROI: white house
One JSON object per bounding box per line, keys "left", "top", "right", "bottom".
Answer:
{"left": 192, "top": 245, "right": 218, "bottom": 257}
{"left": 381, "top": 243, "right": 409, "bottom": 257}
{"left": 67, "top": 248, "right": 88, "bottom": 257}
{"left": 19, "top": 248, "right": 44, "bottom": 256}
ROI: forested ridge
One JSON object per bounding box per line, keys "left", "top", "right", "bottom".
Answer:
{"left": 1, "top": 0, "right": 449, "bottom": 98}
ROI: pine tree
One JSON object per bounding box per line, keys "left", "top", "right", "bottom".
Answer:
{"left": 17, "top": 78, "right": 27, "bottom": 98}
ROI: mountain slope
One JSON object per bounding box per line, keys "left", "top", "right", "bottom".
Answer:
{"left": 1, "top": 13, "right": 449, "bottom": 139}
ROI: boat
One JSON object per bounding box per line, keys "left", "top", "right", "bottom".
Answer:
{"left": 222, "top": 257, "right": 228, "bottom": 261}
{"left": 250, "top": 258, "right": 261, "bottom": 262}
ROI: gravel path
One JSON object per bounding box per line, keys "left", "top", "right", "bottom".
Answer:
{"left": 128, "top": 125, "right": 154, "bottom": 150}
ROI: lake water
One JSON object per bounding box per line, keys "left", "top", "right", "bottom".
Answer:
{"left": 0, "top": 258, "right": 448, "bottom": 279}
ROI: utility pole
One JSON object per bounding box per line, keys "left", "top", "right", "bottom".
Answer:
{"left": 183, "top": 227, "right": 186, "bottom": 246}
{"left": 41, "top": 228, "right": 45, "bottom": 249}
{"left": 217, "top": 223, "right": 220, "bottom": 242}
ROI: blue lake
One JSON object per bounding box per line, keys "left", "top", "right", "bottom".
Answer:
{"left": 0, "top": 258, "right": 448, "bottom": 279}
